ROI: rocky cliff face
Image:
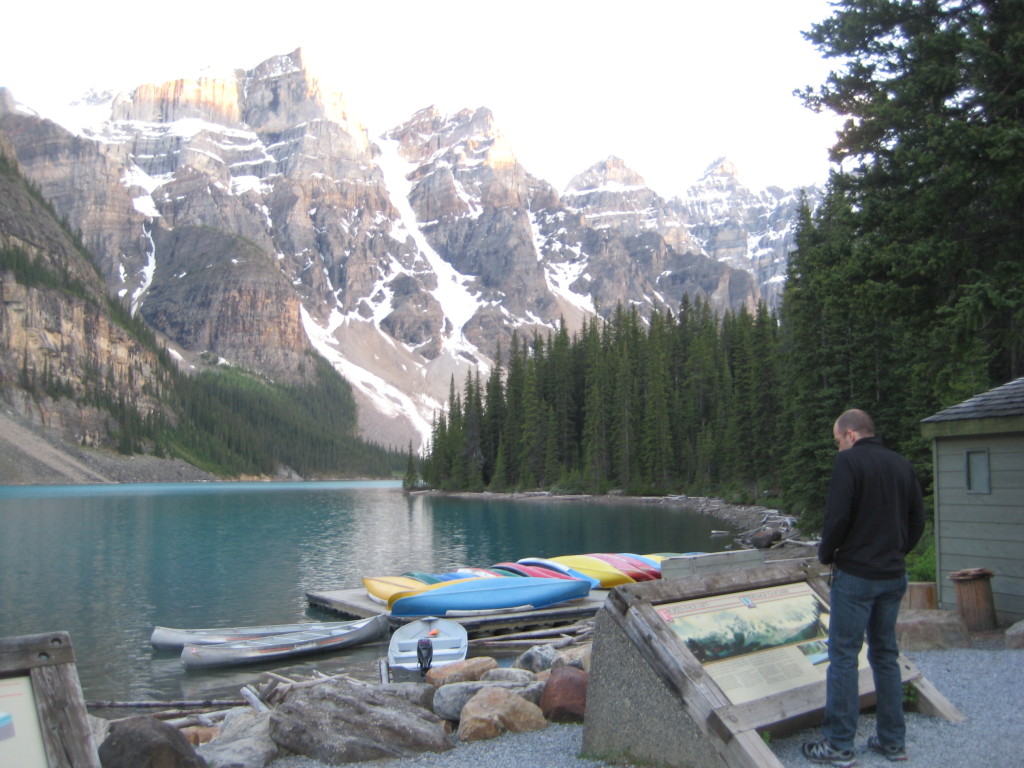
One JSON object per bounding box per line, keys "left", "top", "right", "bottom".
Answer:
{"left": 0, "top": 49, "right": 818, "bottom": 451}
{"left": 0, "top": 123, "right": 168, "bottom": 447}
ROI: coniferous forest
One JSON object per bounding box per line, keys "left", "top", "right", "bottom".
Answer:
{"left": 421, "top": 0, "right": 1024, "bottom": 536}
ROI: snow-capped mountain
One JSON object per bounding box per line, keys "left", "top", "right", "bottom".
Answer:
{"left": 0, "top": 49, "right": 818, "bottom": 450}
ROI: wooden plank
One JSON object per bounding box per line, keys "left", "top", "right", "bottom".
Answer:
{"left": 940, "top": 507, "right": 1024, "bottom": 525}
{"left": 661, "top": 550, "right": 765, "bottom": 580}
{"left": 938, "top": 537, "right": 1024, "bottom": 560}
{"left": 938, "top": 521, "right": 1024, "bottom": 541}
{"left": 909, "top": 674, "right": 967, "bottom": 722}
{"left": 30, "top": 665, "right": 101, "bottom": 768}
{"left": 0, "top": 632, "right": 77, "bottom": 673}
{"left": 922, "top": 415, "right": 1024, "bottom": 438}
{"left": 614, "top": 557, "right": 825, "bottom": 606}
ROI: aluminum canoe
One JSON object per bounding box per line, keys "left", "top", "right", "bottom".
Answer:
{"left": 151, "top": 619, "right": 371, "bottom": 651}
{"left": 179, "top": 614, "right": 390, "bottom": 669}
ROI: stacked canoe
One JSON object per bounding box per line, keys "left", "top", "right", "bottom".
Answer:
{"left": 363, "top": 552, "right": 682, "bottom": 618}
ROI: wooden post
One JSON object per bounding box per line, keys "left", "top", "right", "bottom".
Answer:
{"left": 948, "top": 568, "right": 997, "bottom": 631}
{"left": 0, "top": 632, "right": 100, "bottom": 768}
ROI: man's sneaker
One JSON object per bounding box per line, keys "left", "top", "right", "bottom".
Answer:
{"left": 801, "top": 738, "right": 857, "bottom": 767}
{"left": 868, "top": 735, "right": 908, "bottom": 761}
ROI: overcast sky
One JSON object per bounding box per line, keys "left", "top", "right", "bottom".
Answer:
{"left": 2, "top": 0, "right": 844, "bottom": 196}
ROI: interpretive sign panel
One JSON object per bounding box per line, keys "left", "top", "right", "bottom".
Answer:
{"left": 656, "top": 581, "right": 868, "bottom": 704}
{"left": 0, "top": 676, "right": 49, "bottom": 768}
{"left": 584, "top": 558, "right": 963, "bottom": 768}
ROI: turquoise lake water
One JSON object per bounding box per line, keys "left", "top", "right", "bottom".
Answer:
{"left": 0, "top": 482, "right": 731, "bottom": 702}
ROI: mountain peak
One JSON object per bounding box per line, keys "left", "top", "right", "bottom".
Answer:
{"left": 700, "top": 157, "right": 741, "bottom": 181}
{"left": 565, "top": 155, "right": 647, "bottom": 194}
{"left": 104, "top": 49, "right": 360, "bottom": 136}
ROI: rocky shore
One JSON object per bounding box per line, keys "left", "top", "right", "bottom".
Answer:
{"left": 0, "top": 409, "right": 219, "bottom": 485}
{"left": 93, "top": 631, "right": 599, "bottom": 768}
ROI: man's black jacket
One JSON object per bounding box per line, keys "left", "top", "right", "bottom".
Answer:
{"left": 819, "top": 435, "right": 926, "bottom": 580}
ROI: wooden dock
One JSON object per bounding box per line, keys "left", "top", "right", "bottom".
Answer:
{"left": 306, "top": 587, "right": 609, "bottom": 636}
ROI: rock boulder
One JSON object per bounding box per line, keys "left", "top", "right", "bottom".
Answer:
{"left": 1006, "top": 619, "right": 1024, "bottom": 650}
{"left": 425, "top": 656, "right": 498, "bottom": 687}
{"left": 456, "top": 686, "right": 547, "bottom": 742}
{"left": 896, "top": 609, "right": 971, "bottom": 650}
{"left": 198, "top": 709, "right": 277, "bottom": 768}
{"left": 540, "top": 665, "right": 589, "bottom": 723}
{"left": 269, "top": 677, "right": 451, "bottom": 763}
{"left": 98, "top": 715, "right": 208, "bottom": 768}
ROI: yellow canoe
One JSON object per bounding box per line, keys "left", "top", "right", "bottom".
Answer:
{"left": 549, "top": 555, "right": 636, "bottom": 588}
{"left": 362, "top": 575, "right": 431, "bottom": 605}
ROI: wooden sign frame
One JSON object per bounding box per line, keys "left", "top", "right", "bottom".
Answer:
{"left": 0, "top": 632, "right": 100, "bottom": 768}
{"left": 583, "top": 558, "right": 963, "bottom": 768}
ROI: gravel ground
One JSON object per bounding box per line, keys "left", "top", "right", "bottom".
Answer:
{"left": 271, "top": 646, "right": 1023, "bottom": 768}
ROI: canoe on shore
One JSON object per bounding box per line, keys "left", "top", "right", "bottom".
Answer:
{"left": 151, "top": 619, "right": 374, "bottom": 651}
{"left": 548, "top": 554, "right": 637, "bottom": 587}
{"left": 389, "top": 576, "right": 591, "bottom": 617}
{"left": 363, "top": 575, "right": 434, "bottom": 605}
{"left": 588, "top": 552, "right": 661, "bottom": 581}
{"left": 179, "top": 614, "right": 390, "bottom": 670}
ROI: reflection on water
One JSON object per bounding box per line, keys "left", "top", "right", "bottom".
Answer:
{"left": 0, "top": 483, "right": 730, "bottom": 701}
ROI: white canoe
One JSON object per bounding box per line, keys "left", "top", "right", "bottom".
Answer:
{"left": 387, "top": 616, "right": 468, "bottom": 676}
{"left": 179, "top": 614, "right": 390, "bottom": 669}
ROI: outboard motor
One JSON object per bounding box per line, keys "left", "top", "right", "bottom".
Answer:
{"left": 416, "top": 638, "right": 434, "bottom": 676}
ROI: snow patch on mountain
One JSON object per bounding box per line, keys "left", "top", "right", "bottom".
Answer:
{"left": 374, "top": 137, "right": 481, "bottom": 358}
{"left": 300, "top": 306, "right": 435, "bottom": 446}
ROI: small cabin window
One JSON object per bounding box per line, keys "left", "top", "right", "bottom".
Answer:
{"left": 965, "top": 450, "right": 990, "bottom": 494}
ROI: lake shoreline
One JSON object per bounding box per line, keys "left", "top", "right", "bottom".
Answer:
{"left": 0, "top": 410, "right": 781, "bottom": 536}
{"left": 0, "top": 408, "right": 792, "bottom": 550}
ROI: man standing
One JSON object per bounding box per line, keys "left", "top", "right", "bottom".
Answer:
{"left": 803, "top": 409, "right": 925, "bottom": 766}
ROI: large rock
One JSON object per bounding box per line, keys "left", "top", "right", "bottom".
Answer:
{"left": 1006, "top": 619, "right": 1024, "bottom": 650}
{"left": 481, "top": 667, "right": 536, "bottom": 684}
{"left": 456, "top": 686, "right": 547, "bottom": 742}
{"left": 198, "top": 709, "right": 277, "bottom": 768}
{"left": 432, "top": 680, "right": 546, "bottom": 722}
{"left": 269, "top": 677, "right": 451, "bottom": 763}
{"left": 540, "top": 666, "right": 589, "bottom": 723}
{"left": 425, "top": 656, "right": 498, "bottom": 687}
{"left": 513, "top": 644, "right": 561, "bottom": 673}
{"left": 896, "top": 609, "right": 971, "bottom": 650}
{"left": 98, "top": 715, "right": 208, "bottom": 768}
{"left": 377, "top": 681, "right": 437, "bottom": 710}
{"left": 553, "top": 643, "right": 592, "bottom": 672}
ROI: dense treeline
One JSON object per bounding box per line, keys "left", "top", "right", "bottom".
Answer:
{"left": 168, "top": 356, "right": 405, "bottom": 479}
{"left": 423, "top": 0, "right": 1024, "bottom": 537}
{"left": 421, "top": 301, "right": 783, "bottom": 503}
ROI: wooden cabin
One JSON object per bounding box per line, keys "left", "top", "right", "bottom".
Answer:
{"left": 920, "top": 376, "right": 1024, "bottom": 625}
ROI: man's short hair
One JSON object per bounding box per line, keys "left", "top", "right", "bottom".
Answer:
{"left": 836, "top": 409, "right": 875, "bottom": 436}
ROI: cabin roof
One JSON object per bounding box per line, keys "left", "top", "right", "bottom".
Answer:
{"left": 921, "top": 376, "right": 1024, "bottom": 423}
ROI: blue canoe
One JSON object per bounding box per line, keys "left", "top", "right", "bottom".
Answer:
{"left": 389, "top": 576, "right": 591, "bottom": 617}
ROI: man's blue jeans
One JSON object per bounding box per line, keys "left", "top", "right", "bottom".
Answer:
{"left": 823, "top": 568, "right": 908, "bottom": 751}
